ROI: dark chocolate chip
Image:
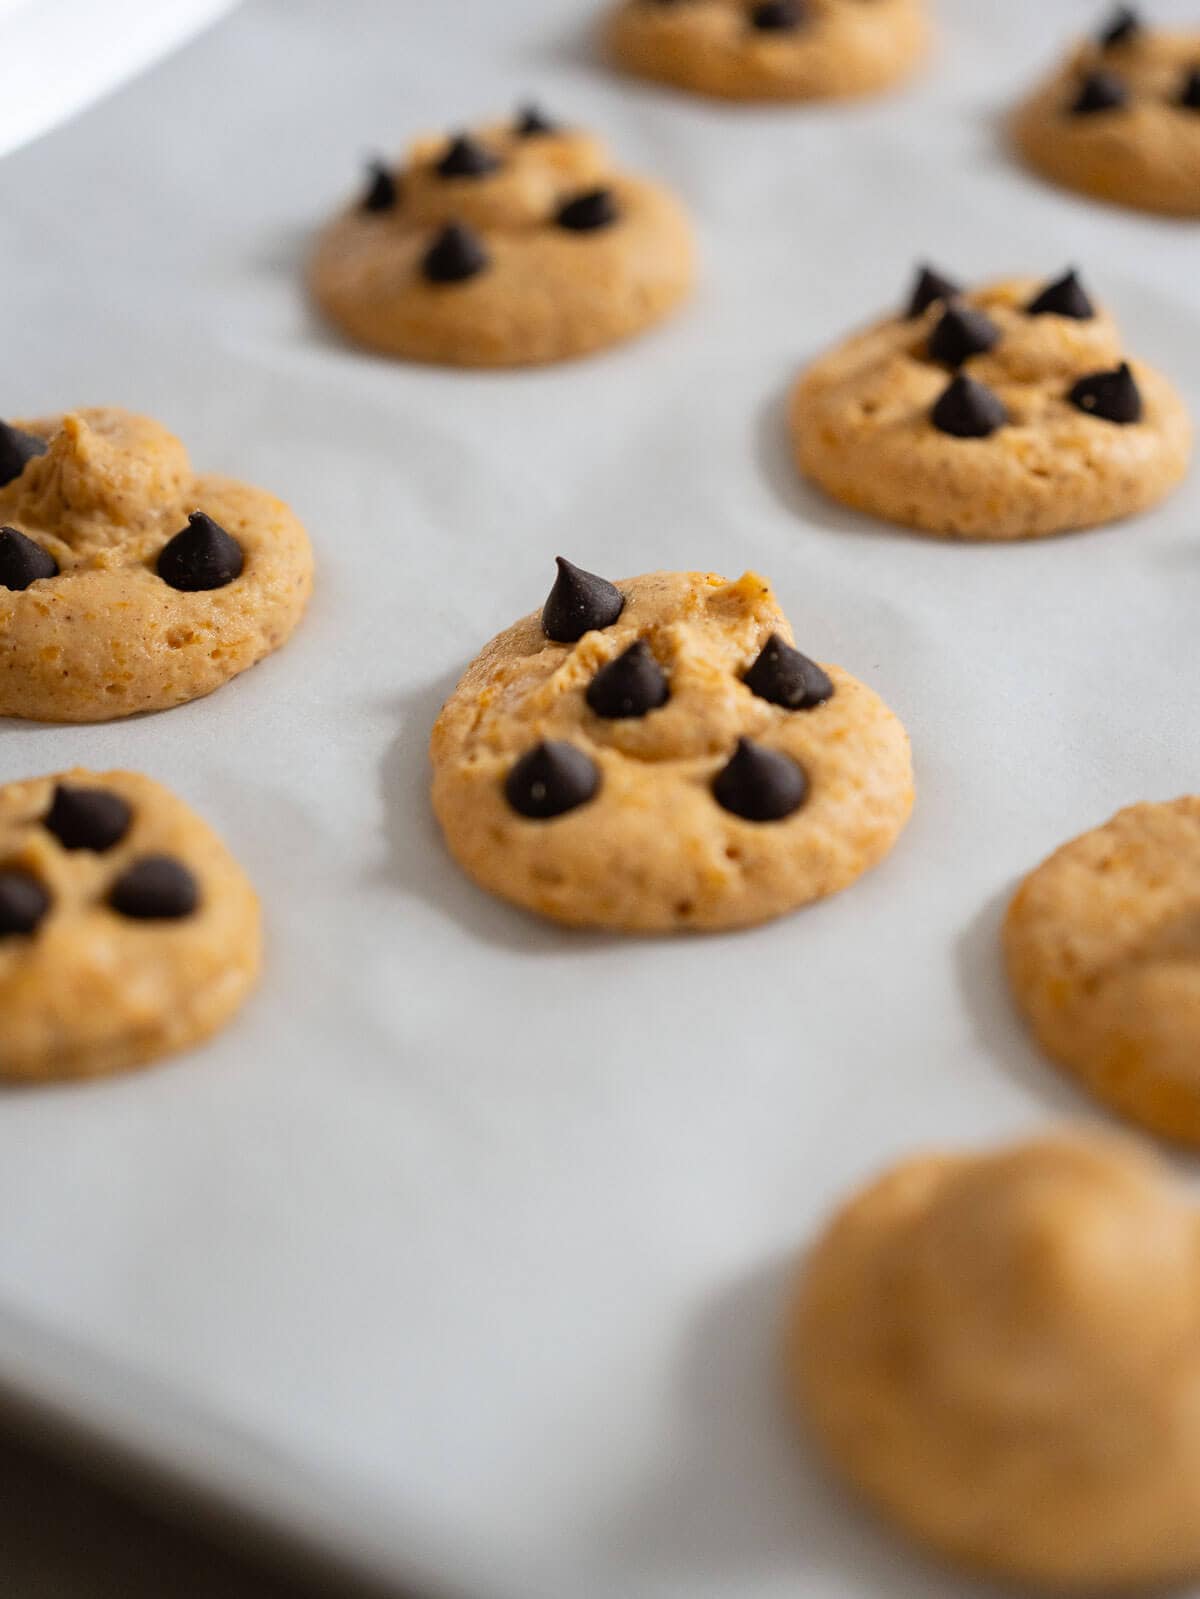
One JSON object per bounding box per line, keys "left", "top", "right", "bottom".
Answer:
{"left": 0, "top": 525, "right": 57, "bottom": 591}
{"left": 436, "top": 133, "right": 500, "bottom": 179}
{"left": 743, "top": 634, "right": 833, "bottom": 711}
{"left": 109, "top": 856, "right": 199, "bottom": 921}
{"left": 556, "top": 188, "right": 619, "bottom": 232}
{"left": 1180, "top": 67, "right": 1200, "bottom": 109}
{"left": 927, "top": 303, "right": 1001, "bottom": 368}
{"left": 1070, "top": 69, "right": 1128, "bottom": 114}
{"left": 542, "top": 557, "right": 625, "bottom": 642}
{"left": 931, "top": 373, "right": 1008, "bottom": 439}
{"left": 504, "top": 741, "right": 600, "bottom": 819}
{"left": 1026, "top": 269, "right": 1095, "bottom": 320}
{"left": 712, "top": 738, "right": 807, "bottom": 823}
{"left": 157, "top": 511, "right": 244, "bottom": 592}
{"left": 0, "top": 421, "right": 48, "bottom": 488}
{"left": 750, "top": 0, "right": 804, "bottom": 30}
{"left": 515, "top": 104, "right": 556, "bottom": 136}
{"left": 586, "top": 641, "right": 669, "bottom": 719}
{"left": 423, "top": 221, "right": 490, "bottom": 284}
{"left": 0, "top": 868, "right": 49, "bottom": 938}
{"left": 43, "top": 784, "right": 132, "bottom": 853}
{"left": 905, "top": 264, "right": 962, "bottom": 320}
{"left": 1068, "top": 361, "right": 1142, "bottom": 423}
{"left": 1098, "top": 6, "right": 1140, "bottom": 48}
{"left": 361, "top": 160, "right": 398, "bottom": 213}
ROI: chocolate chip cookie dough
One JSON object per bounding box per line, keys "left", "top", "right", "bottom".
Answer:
{"left": 791, "top": 265, "right": 1191, "bottom": 538}
{"left": 1013, "top": 7, "right": 1200, "bottom": 215}
{"left": 430, "top": 562, "right": 912, "bottom": 931}
{"left": 605, "top": 0, "right": 929, "bottom": 101}
{"left": 0, "top": 769, "right": 261, "bottom": 1081}
{"left": 0, "top": 409, "right": 312, "bottom": 722}
{"left": 310, "top": 110, "right": 695, "bottom": 366}
{"left": 787, "top": 1132, "right": 1200, "bottom": 1590}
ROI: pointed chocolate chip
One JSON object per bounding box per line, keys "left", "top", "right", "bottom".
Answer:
{"left": 1098, "top": 6, "right": 1140, "bottom": 48}
{"left": 931, "top": 373, "right": 1007, "bottom": 439}
{"left": 905, "top": 264, "right": 962, "bottom": 320}
{"left": 0, "top": 421, "right": 47, "bottom": 488}
{"left": 43, "top": 784, "right": 132, "bottom": 853}
{"left": 505, "top": 741, "right": 600, "bottom": 819}
{"left": 157, "top": 511, "right": 244, "bottom": 592}
{"left": 1026, "top": 269, "right": 1095, "bottom": 320}
{"left": 436, "top": 133, "right": 500, "bottom": 179}
{"left": 556, "top": 188, "right": 619, "bottom": 232}
{"left": 109, "top": 856, "right": 199, "bottom": 920}
{"left": 1180, "top": 67, "right": 1200, "bottom": 109}
{"left": 0, "top": 868, "right": 49, "bottom": 938}
{"left": 1068, "top": 361, "right": 1142, "bottom": 423}
{"left": 542, "top": 557, "right": 625, "bottom": 643}
{"left": 713, "top": 738, "right": 807, "bottom": 822}
{"left": 361, "top": 160, "right": 398, "bottom": 213}
{"left": 423, "top": 221, "right": 490, "bottom": 284}
{"left": 928, "top": 303, "right": 1001, "bottom": 368}
{"left": 750, "top": 0, "right": 804, "bottom": 30}
{"left": 0, "top": 525, "right": 57, "bottom": 591}
{"left": 744, "top": 634, "right": 833, "bottom": 711}
{"left": 1071, "top": 69, "right": 1128, "bottom": 114}
{"left": 586, "top": 641, "right": 669, "bottom": 719}
{"left": 516, "top": 104, "right": 556, "bottom": 136}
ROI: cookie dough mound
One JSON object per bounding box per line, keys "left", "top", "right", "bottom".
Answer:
{"left": 791, "top": 266, "right": 1191, "bottom": 539}
{"left": 0, "top": 769, "right": 261, "bottom": 1080}
{"left": 430, "top": 564, "right": 912, "bottom": 931}
{"left": 1005, "top": 798, "right": 1200, "bottom": 1144}
{"left": 0, "top": 408, "right": 313, "bottom": 722}
{"left": 787, "top": 1132, "right": 1200, "bottom": 1590}
{"left": 1013, "top": 10, "right": 1200, "bottom": 216}
{"left": 606, "top": 0, "right": 929, "bottom": 102}
{"left": 310, "top": 112, "right": 694, "bottom": 366}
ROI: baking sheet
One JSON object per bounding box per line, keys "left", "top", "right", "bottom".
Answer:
{"left": 1, "top": 2, "right": 1199, "bottom": 1595}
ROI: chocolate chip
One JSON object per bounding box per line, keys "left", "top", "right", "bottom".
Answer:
{"left": 505, "top": 741, "right": 600, "bottom": 819}
{"left": 0, "top": 421, "right": 47, "bottom": 488}
{"left": 713, "top": 738, "right": 807, "bottom": 822}
{"left": 436, "top": 133, "right": 500, "bottom": 179}
{"left": 744, "top": 634, "right": 833, "bottom": 710}
{"left": 927, "top": 303, "right": 1001, "bottom": 368}
{"left": 44, "top": 784, "right": 132, "bottom": 853}
{"left": 361, "top": 160, "right": 398, "bottom": 213}
{"left": 423, "top": 221, "right": 490, "bottom": 284}
{"left": 586, "top": 641, "right": 669, "bottom": 719}
{"left": 905, "top": 264, "right": 962, "bottom": 320}
{"left": 1071, "top": 69, "right": 1128, "bottom": 114}
{"left": 109, "top": 856, "right": 199, "bottom": 921}
{"left": 931, "top": 373, "right": 1007, "bottom": 439}
{"left": 1098, "top": 6, "right": 1140, "bottom": 48}
{"left": 1180, "top": 67, "right": 1200, "bottom": 109}
{"left": 750, "top": 0, "right": 804, "bottom": 30}
{"left": 0, "top": 868, "right": 49, "bottom": 938}
{"left": 542, "top": 557, "right": 625, "bottom": 642}
{"left": 556, "top": 188, "right": 619, "bottom": 232}
{"left": 1026, "top": 269, "right": 1095, "bottom": 320}
{"left": 1068, "top": 361, "right": 1142, "bottom": 423}
{"left": 157, "top": 511, "right": 244, "bottom": 592}
{"left": 0, "top": 525, "right": 57, "bottom": 591}
{"left": 515, "top": 104, "right": 556, "bottom": 136}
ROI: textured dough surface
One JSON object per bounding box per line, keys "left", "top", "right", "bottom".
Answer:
{"left": 310, "top": 121, "right": 694, "bottom": 367}
{"left": 606, "top": 0, "right": 929, "bottom": 101}
{"left": 0, "top": 409, "right": 313, "bottom": 722}
{"left": 0, "top": 769, "right": 261, "bottom": 1081}
{"left": 430, "top": 569, "right": 913, "bottom": 931}
{"left": 792, "top": 275, "right": 1191, "bottom": 539}
{"left": 787, "top": 1132, "right": 1200, "bottom": 1590}
{"left": 1014, "top": 28, "right": 1200, "bottom": 216}
{"left": 1006, "top": 798, "right": 1200, "bottom": 1145}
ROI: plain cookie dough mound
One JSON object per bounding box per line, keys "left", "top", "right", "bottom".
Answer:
{"left": 0, "top": 409, "right": 313, "bottom": 722}
{"left": 1013, "top": 8, "right": 1200, "bottom": 216}
{"left": 0, "top": 769, "right": 261, "bottom": 1080}
{"left": 1006, "top": 798, "right": 1200, "bottom": 1145}
{"left": 310, "top": 110, "right": 695, "bottom": 367}
{"left": 606, "top": 0, "right": 929, "bottom": 102}
{"left": 791, "top": 265, "right": 1191, "bottom": 538}
{"left": 430, "top": 562, "right": 912, "bottom": 931}
{"left": 787, "top": 1132, "right": 1200, "bottom": 1591}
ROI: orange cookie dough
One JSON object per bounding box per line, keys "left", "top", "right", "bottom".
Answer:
{"left": 791, "top": 265, "right": 1191, "bottom": 539}
{"left": 788, "top": 1132, "right": 1200, "bottom": 1590}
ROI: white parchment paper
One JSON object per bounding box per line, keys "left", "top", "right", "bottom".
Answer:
{"left": 1, "top": 2, "right": 1199, "bottom": 1594}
